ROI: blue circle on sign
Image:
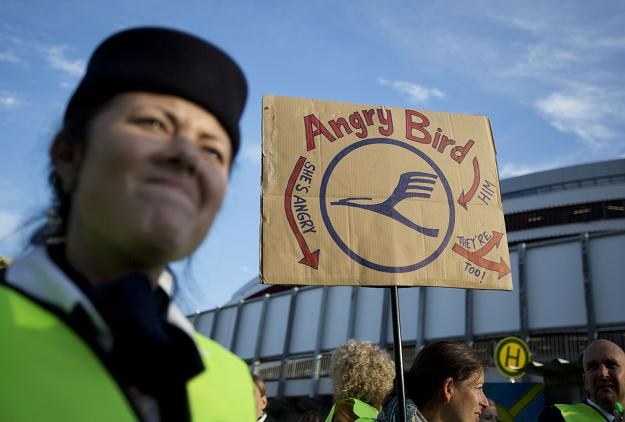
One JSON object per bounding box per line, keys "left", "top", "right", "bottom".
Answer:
{"left": 319, "top": 138, "right": 455, "bottom": 273}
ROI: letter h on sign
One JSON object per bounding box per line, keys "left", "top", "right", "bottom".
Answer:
{"left": 504, "top": 345, "right": 521, "bottom": 369}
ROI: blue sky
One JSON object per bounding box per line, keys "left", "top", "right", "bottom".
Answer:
{"left": 1, "top": 0, "right": 624, "bottom": 312}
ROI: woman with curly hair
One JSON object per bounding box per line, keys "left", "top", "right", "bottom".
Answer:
{"left": 377, "top": 341, "right": 489, "bottom": 422}
{"left": 326, "top": 340, "right": 396, "bottom": 422}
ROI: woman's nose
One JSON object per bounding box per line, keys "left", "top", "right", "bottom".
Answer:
{"left": 480, "top": 393, "right": 489, "bottom": 408}
{"left": 167, "top": 134, "right": 199, "bottom": 174}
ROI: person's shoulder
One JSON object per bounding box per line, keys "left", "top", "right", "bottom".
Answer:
{"left": 539, "top": 403, "right": 589, "bottom": 422}
{"left": 333, "top": 400, "right": 359, "bottom": 422}
{"left": 538, "top": 404, "right": 566, "bottom": 421}
{"left": 191, "top": 332, "right": 253, "bottom": 392}
{"left": 193, "top": 332, "right": 249, "bottom": 372}
{"left": 187, "top": 333, "right": 256, "bottom": 420}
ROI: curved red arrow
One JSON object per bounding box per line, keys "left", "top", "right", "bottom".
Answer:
{"left": 452, "top": 231, "right": 510, "bottom": 279}
{"left": 471, "top": 255, "right": 510, "bottom": 279}
{"left": 285, "top": 156, "right": 320, "bottom": 269}
{"left": 458, "top": 157, "right": 480, "bottom": 210}
{"left": 472, "top": 231, "right": 503, "bottom": 258}
{"left": 452, "top": 244, "right": 510, "bottom": 279}
{"left": 452, "top": 243, "right": 478, "bottom": 262}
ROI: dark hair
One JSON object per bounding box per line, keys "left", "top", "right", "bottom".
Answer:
{"left": 31, "top": 27, "right": 247, "bottom": 246}
{"left": 405, "top": 341, "right": 487, "bottom": 408}
{"left": 30, "top": 103, "right": 105, "bottom": 245}
{"left": 298, "top": 410, "right": 324, "bottom": 422}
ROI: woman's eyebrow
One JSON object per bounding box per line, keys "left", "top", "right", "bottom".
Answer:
{"left": 161, "top": 109, "right": 179, "bottom": 127}
{"left": 156, "top": 107, "right": 222, "bottom": 141}
{"left": 198, "top": 131, "right": 222, "bottom": 141}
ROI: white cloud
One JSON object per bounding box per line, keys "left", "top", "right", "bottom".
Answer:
{"left": 0, "top": 210, "right": 21, "bottom": 240}
{"left": 527, "top": 43, "right": 581, "bottom": 70}
{"left": 378, "top": 78, "right": 445, "bottom": 104}
{"left": 569, "top": 34, "right": 625, "bottom": 50}
{"left": 240, "top": 142, "right": 262, "bottom": 164}
{"left": 593, "top": 36, "right": 625, "bottom": 49}
{"left": 499, "top": 161, "right": 560, "bottom": 178}
{"left": 485, "top": 8, "right": 554, "bottom": 35}
{"left": 44, "top": 46, "right": 86, "bottom": 77}
{"left": 535, "top": 88, "right": 621, "bottom": 149}
{"left": 0, "top": 94, "right": 20, "bottom": 110}
{"left": 536, "top": 92, "right": 592, "bottom": 120}
{"left": 365, "top": 4, "right": 623, "bottom": 102}
{"left": 0, "top": 50, "right": 20, "bottom": 63}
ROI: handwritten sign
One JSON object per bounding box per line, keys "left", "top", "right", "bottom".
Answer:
{"left": 261, "top": 95, "right": 511, "bottom": 290}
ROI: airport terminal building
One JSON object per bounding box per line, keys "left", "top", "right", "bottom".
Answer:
{"left": 190, "top": 158, "right": 625, "bottom": 421}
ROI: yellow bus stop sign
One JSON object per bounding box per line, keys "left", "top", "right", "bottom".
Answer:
{"left": 494, "top": 336, "right": 531, "bottom": 379}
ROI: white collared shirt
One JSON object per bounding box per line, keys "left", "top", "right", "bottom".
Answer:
{"left": 587, "top": 398, "right": 617, "bottom": 422}
{"left": 5, "top": 246, "right": 195, "bottom": 350}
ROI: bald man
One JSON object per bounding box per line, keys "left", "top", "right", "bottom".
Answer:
{"left": 539, "top": 339, "right": 625, "bottom": 421}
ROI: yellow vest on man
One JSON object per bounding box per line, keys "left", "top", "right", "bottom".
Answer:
{"left": 555, "top": 402, "right": 610, "bottom": 421}
{"left": 0, "top": 284, "right": 256, "bottom": 421}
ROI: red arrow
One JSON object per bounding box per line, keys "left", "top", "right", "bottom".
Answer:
{"left": 452, "top": 231, "right": 510, "bottom": 279}
{"left": 458, "top": 157, "right": 480, "bottom": 210}
{"left": 452, "top": 243, "right": 476, "bottom": 261}
{"left": 472, "top": 231, "right": 504, "bottom": 258}
{"left": 471, "top": 255, "right": 510, "bottom": 279}
{"left": 284, "top": 157, "right": 320, "bottom": 269}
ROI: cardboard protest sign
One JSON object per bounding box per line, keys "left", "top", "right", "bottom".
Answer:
{"left": 261, "top": 95, "right": 512, "bottom": 290}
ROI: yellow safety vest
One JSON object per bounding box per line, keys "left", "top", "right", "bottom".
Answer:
{"left": 555, "top": 402, "right": 610, "bottom": 421}
{"left": 326, "top": 398, "right": 379, "bottom": 422}
{"left": 0, "top": 284, "right": 256, "bottom": 422}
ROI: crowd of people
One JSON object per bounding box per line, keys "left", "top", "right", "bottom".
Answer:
{"left": 232, "top": 336, "right": 625, "bottom": 421}
{"left": 222, "top": 336, "right": 625, "bottom": 421}
{"left": 0, "top": 23, "right": 623, "bottom": 422}
{"left": 319, "top": 338, "right": 625, "bottom": 422}
{"left": 323, "top": 340, "right": 490, "bottom": 422}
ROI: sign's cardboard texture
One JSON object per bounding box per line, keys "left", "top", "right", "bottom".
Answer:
{"left": 261, "top": 95, "right": 512, "bottom": 290}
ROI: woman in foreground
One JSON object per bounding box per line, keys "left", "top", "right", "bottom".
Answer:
{"left": 0, "top": 27, "right": 255, "bottom": 421}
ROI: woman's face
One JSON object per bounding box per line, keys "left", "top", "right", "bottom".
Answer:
{"left": 443, "top": 370, "right": 489, "bottom": 422}
{"left": 69, "top": 92, "right": 232, "bottom": 266}
{"left": 253, "top": 384, "right": 267, "bottom": 418}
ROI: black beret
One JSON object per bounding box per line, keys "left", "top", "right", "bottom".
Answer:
{"left": 64, "top": 27, "right": 248, "bottom": 158}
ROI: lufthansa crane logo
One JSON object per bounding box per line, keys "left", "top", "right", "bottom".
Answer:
{"left": 320, "top": 138, "right": 455, "bottom": 273}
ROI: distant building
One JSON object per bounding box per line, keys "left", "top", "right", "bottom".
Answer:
{"left": 191, "top": 158, "right": 625, "bottom": 421}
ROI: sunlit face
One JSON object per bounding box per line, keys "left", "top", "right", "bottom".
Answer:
{"left": 69, "top": 92, "right": 232, "bottom": 267}
{"left": 253, "top": 384, "right": 267, "bottom": 418}
{"left": 444, "top": 370, "right": 489, "bottom": 422}
{"left": 583, "top": 340, "right": 625, "bottom": 411}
